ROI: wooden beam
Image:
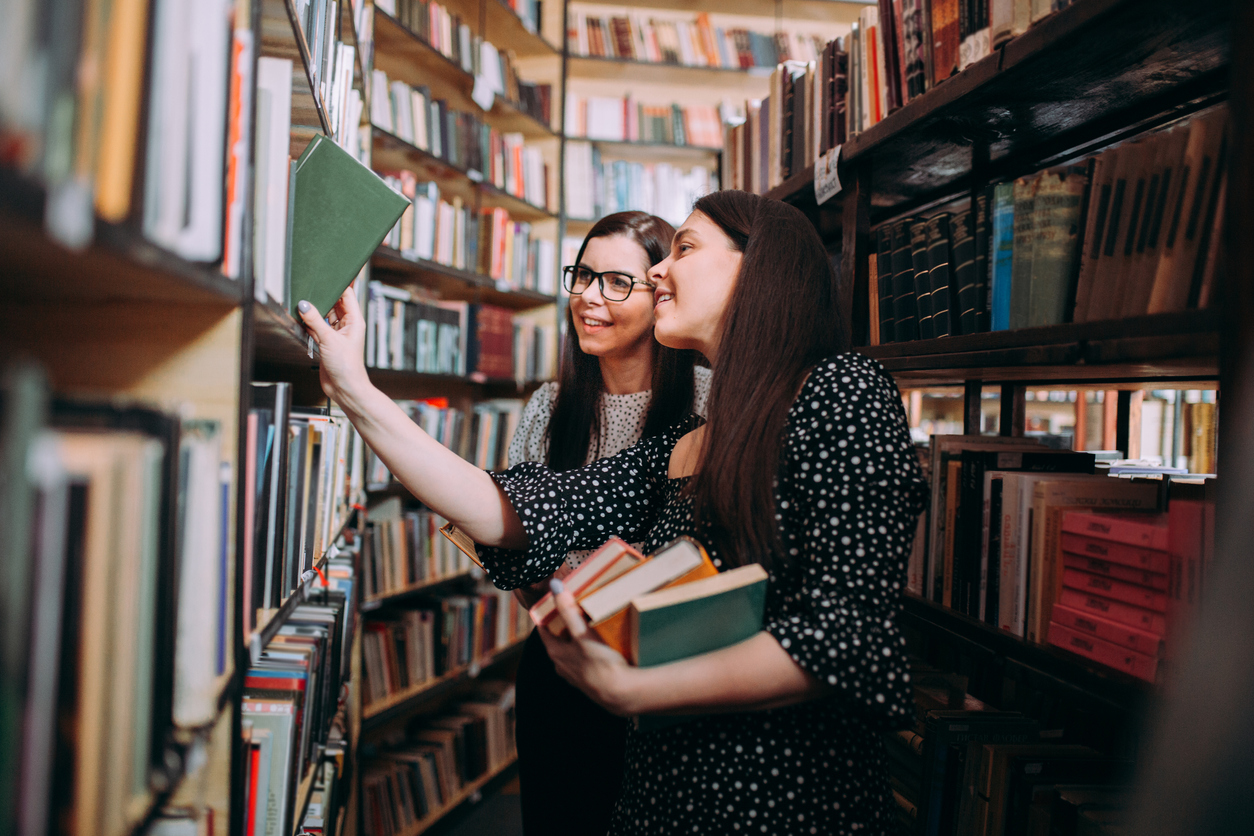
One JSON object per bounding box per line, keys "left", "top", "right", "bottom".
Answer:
{"left": 1102, "top": 390, "right": 1119, "bottom": 450}
{"left": 1000, "top": 384, "right": 1025, "bottom": 436}
{"left": 963, "top": 380, "right": 983, "bottom": 434}
{"left": 1074, "top": 391, "right": 1087, "bottom": 450}
{"left": 1115, "top": 390, "right": 1133, "bottom": 456}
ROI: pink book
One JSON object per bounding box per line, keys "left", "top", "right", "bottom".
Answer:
{"left": 1048, "top": 622, "right": 1159, "bottom": 682}
{"left": 1062, "top": 567, "right": 1168, "bottom": 612}
{"left": 1062, "top": 553, "right": 1167, "bottom": 591}
{"left": 1056, "top": 587, "right": 1167, "bottom": 635}
{"left": 1061, "top": 510, "right": 1169, "bottom": 551}
{"left": 1059, "top": 531, "right": 1169, "bottom": 573}
{"left": 1050, "top": 603, "right": 1165, "bottom": 658}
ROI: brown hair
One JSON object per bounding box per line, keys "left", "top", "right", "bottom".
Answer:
{"left": 547, "top": 211, "right": 697, "bottom": 471}
{"left": 686, "top": 190, "right": 849, "bottom": 568}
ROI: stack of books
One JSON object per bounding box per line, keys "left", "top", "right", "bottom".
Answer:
{"left": 361, "top": 680, "right": 517, "bottom": 832}
{"left": 866, "top": 107, "right": 1228, "bottom": 343}
{"left": 567, "top": 9, "right": 830, "bottom": 70}
{"left": 564, "top": 141, "right": 717, "bottom": 226}
{"left": 565, "top": 94, "right": 724, "bottom": 148}
{"left": 361, "top": 591, "right": 530, "bottom": 708}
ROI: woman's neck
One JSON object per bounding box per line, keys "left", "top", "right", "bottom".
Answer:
{"left": 598, "top": 349, "right": 653, "bottom": 395}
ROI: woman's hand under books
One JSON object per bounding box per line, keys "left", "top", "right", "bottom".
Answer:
{"left": 539, "top": 581, "right": 639, "bottom": 716}
{"left": 298, "top": 288, "right": 371, "bottom": 407}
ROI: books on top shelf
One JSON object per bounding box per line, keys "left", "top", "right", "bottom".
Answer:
{"left": 865, "top": 106, "right": 1228, "bottom": 343}
{"left": 565, "top": 94, "right": 723, "bottom": 149}
{"left": 370, "top": 69, "right": 553, "bottom": 211}
{"left": 361, "top": 680, "right": 518, "bottom": 833}
{"left": 362, "top": 497, "right": 476, "bottom": 599}
{"left": 361, "top": 590, "right": 530, "bottom": 710}
{"left": 565, "top": 140, "right": 717, "bottom": 227}
{"left": 376, "top": 0, "right": 553, "bottom": 127}
{"left": 243, "top": 561, "right": 356, "bottom": 836}
{"left": 566, "top": 8, "right": 832, "bottom": 71}
{"left": 246, "top": 384, "right": 366, "bottom": 638}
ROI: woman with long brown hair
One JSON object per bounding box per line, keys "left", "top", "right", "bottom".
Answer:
{"left": 299, "top": 190, "right": 926, "bottom": 835}
{"left": 507, "top": 210, "right": 708, "bottom": 835}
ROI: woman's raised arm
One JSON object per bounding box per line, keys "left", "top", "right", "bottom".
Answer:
{"left": 298, "top": 288, "right": 527, "bottom": 549}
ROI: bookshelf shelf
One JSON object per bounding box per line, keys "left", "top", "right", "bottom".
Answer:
{"left": 362, "top": 636, "right": 527, "bottom": 729}
{"left": 567, "top": 54, "right": 773, "bottom": 85}
{"left": 900, "top": 594, "right": 1152, "bottom": 712}
{"left": 366, "top": 367, "right": 546, "bottom": 401}
{"left": 371, "top": 127, "right": 557, "bottom": 221}
{"left": 374, "top": 10, "right": 557, "bottom": 139}
{"left": 372, "top": 246, "right": 558, "bottom": 309}
{"left": 405, "top": 754, "right": 520, "bottom": 836}
{"left": 860, "top": 309, "right": 1220, "bottom": 385}
{"left": 361, "top": 571, "right": 476, "bottom": 610}
{"left": 837, "top": 0, "right": 1230, "bottom": 213}
{"left": 574, "top": 0, "right": 866, "bottom": 22}
{"left": 253, "top": 296, "right": 319, "bottom": 366}
{"left": 584, "top": 138, "right": 722, "bottom": 158}
{"left": 483, "top": 0, "right": 559, "bottom": 58}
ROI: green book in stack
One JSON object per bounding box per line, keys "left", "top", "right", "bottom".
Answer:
{"left": 628, "top": 563, "right": 768, "bottom": 733}
{"left": 288, "top": 134, "right": 410, "bottom": 318}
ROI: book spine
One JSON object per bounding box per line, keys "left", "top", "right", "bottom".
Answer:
{"left": 1062, "top": 553, "right": 1167, "bottom": 590}
{"left": 910, "top": 220, "right": 935, "bottom": 340}
{"left": 1008, "top": 176, "right": 1038, "bottom": 330}
{"left": 926, "top": 214, "right": 954, "bottom": 337}
{"left": 891, "top": 220, "right": 919, "bottom": 341}
{"left": 989, "top": 183, "right": 1015, "bottom": 330}
{"left": 1050, "top": 602, "right": 1165, "bottom": 657}
{"left": 1060, "top": 531, "right": 1170, "bottom": 573}
{"left": 1047, "top": 622, "right": 1159, "bottom": 681}
{"left": 876, "top": 227, "right": 897, "bottom": 343}
{"left": 1061, "top": 511, "right": 1169, "bottom": 551}
{"left": 1056, "top": 587, "right": 1167, "bottom": 634}
{"left": 1062, "top": 567, "right": 1168, "bottom": 612}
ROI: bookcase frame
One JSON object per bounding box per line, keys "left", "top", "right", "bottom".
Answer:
{"left": 765, "top": 0, "right": 1241, "bottom": 770}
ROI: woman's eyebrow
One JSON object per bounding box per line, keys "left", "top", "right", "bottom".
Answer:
{"left": 673, "top": 229, "right": 696, "bottom": 247}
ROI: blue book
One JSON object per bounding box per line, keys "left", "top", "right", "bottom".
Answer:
{"left": 990, "top": 182, "right": 1016, "bottom": 331}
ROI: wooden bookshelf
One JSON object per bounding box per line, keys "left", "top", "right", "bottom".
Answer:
{"left": 361, "top": 571, "right": 476, "bottom": 609}
{"left": 568, "top": 53, "right": 772, "bottom": 85}
{"left": 362, "top": 635, "right": 527, "bottom": 728}
{"left": 372, "top": 246, "right": 559, "bottom": 309}
{"left": 261, "top": 0, "right": 335, "bottom": 135}
{"left": 405, "top": 755, "right": 520, "bottom": 836}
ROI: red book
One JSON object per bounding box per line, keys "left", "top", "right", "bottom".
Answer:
{"left": 1062, "top": 553, "right": 1167, "bottom": 591}
{"left": 930, "top": 0, "right": 960, "bottom": 83}
{"left": 245, "top": 743, "right": 261, "bottom": 836}
{"left": 1166, "top": 498, "right": 1206, "bottom": 661}
{"left": 1057, "top": 587, "right": 1167, "bottom": 635}
{"left": 1050, "top": 602, "right": 1165, "bottom": 658}
{"left": 1061, "top": 510, "right": 1169, "bottom": 551}
{"left": 467, "top": 304, "right": 515, "bottom": 380}
{"left": 1062, "top": 567, "right": 1167, "bottom": 612}
{"left": 1059, "top": 531, "right": 1169, "bottom": 573}
{"left": 1048, "top": 621, "right": 1159, "bottom": 682}
{"left": 244, "top": 675, "right": 308, "bottom": 692}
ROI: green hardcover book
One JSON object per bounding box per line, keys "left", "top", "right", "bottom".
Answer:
{"left": 1009, "top": 175, "right": 1039, "bottom": 330}
{"left": 1027, "top": 167, "right": 1088, "bottom": 327}
{"left": 628, "top": 563, "right": 768, "bottom": 732}
{"left": 288, "top": 135, "right": 410, "bottom": 318}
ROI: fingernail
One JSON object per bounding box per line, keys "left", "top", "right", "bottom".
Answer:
{"left": 549, "top": 578, "right": 564, "bottom": 595}
{"left": 297, "top": 300, "right": 312, "bottom": 313}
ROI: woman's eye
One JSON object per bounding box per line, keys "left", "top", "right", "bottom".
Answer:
{"left": 609, "top": 276, "right": 632, "bottom": 290}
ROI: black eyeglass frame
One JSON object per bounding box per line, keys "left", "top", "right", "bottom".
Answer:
{"left": 561, "top": 265, "right": 656, "bottom": 302}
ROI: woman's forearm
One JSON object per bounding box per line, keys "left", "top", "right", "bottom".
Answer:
{"left": 335, "top": 381, "right": 528, "bottom": 549}
{"left": 617, "top": 632, "right": 827, "bottom": 716}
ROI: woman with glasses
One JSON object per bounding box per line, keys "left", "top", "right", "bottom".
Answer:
{"left": 505, "top": 211, "right": 709, "bottom": 835}
{"left": 298, "top": 191, "right": 925, "bottom": 835}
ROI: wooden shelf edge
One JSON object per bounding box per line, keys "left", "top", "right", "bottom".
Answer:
{"left": 581, "top": 138, "right": 722, "bottom": 154}
{"left": 901, "top": 594, "right": 1153, "bottom": 709}
{"left": 410, "top": 754, "right": 519, "bottom": 836}
{"left": 362, "top": 571, "right": 476, "bottom": 609}
{"left": 362, "top": 636, "right": 528, "bottom": 723}
{"left": 568, "top": 53, "right": 773, "bottom": 78}
{"left": 371, "top": 247, "right": 559, "bottom": 308}
{"left": 486, "top": 0, "right": 560, "bottom": 58}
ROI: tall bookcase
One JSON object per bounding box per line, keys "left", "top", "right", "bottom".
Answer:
{"left": 755, "top": 0, "right": 1246, "bottom": 828}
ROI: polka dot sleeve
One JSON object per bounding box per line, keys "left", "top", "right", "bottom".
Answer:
{"left": 766, "top": 354, "right": 927, "bottom": 730}
{"left": 475, "top": 416, "right": 699, "bottom": 590}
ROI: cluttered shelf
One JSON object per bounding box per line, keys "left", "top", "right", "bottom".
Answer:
{"left": 372, "top": 246, "right": 558, "bottom": 310}
{"left": 567, "top": 54, "right": 772, "bottom": 85}
{"left": 901, "top": 594, "right": 1152, "bottom": 711}
{"left": 0, "top": 172, "right": 243, "bottom": 308}
{"left": 371, "top": 127, "right": 557, "bottom": 222}
{"left": 859, "top": 309, "right": 1219, "bottom": 385}
{"left": 247, "top": 508, "right": 360, "bottom": 663}
{"left": 373, "top": 9, "right": 557, "bottom": 140}
{"left": 362, "top": 636, "right": 527, "bottom": 728}
{"left": 836, "top": 0, "right": 1230, "bottom": 213}
{"left": 403, "top": 754, "right": 519, "bottom": 836}
{"left": 361, "top": 570, "right": 476, "bottom": 610}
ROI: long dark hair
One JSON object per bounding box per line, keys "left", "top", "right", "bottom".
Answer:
{"left": 686, "top": 190, "right": 849, "bottom": 568}
{"left": 547, "top": 211, "right": 697, "bottom": 471}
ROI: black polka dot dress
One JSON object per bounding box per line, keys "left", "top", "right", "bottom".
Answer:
{"left": 479, "top": 354, "right": 928, "bottom": 836}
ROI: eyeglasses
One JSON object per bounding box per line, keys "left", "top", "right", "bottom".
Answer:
{"left": 561, "top": 265, "right": 655, "bottom": 302}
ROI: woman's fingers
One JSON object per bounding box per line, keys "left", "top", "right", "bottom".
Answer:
{"left": 296, "top": 300, "right": 336, "bottom": 344}
{"left": 551, "top": 579, "right": 590, "bottom": 640}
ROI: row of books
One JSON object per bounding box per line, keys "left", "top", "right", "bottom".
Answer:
{"left": 378, "top": 173, "right": 557, "bottom": 293}
{"left": 375, "top": 0, "right": 553, "bottom": 127}
{"left": 371, "top": 70, "right": 552, "bottom": 211}
{"left": 565, "top": 141, "right": 718, "bottom": 227}
{"left": 242, "top": 558, "right": 357, "bottom": 836}
{"left": 869, "top": 107, "right": 1227, "bottom": 343}
{"left": 912, "top": 434, "right": 1213, "bottom": 676}
{"left": 850, "top": 0, "right": 1076, "bottom": 138}
{"left": 888, "top": 664, "right": 1131, "bottom": 836}
{"left": 567, "top": 9, "right": 833, "bottom": 70}
{"left": 294, "top": 0, "right": 365, "bottom": 147}
{"left": 361, "top": 680, "right": 517, "bottom": 835}
{"left": 565, "top": 94, "right": 724, "bottom": 149}
{"left": 361, "top": 591, "right": 531, "bottom": 709}
{"left": 245, "top": 384, "right": 365, "bottom": 637}
{"left": 365, "top": 286, "right": 554, "bottom": 384}
{"left": 362, "top": 499, "right": 477, "bottom": 600}
{"left": 1, "top": 364, "right": 234, "bottom": 836}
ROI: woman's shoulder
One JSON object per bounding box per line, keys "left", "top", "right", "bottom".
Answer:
{"left": 800, "top": 352, "right": 898, "bottom": 402}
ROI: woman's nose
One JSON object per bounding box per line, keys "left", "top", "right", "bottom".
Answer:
{"left": 582, "top": 276, "right": 606, "bottom": 305}
{"left": 648, "top": 256, "right": 672, "bottom": 283}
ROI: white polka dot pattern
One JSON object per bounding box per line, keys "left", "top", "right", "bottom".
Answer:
{"left": 481, "top": 354, "right": 927, "bottom": 835}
